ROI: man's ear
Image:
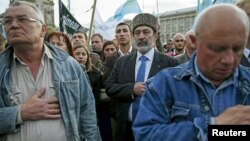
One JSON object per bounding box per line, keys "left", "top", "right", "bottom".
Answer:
{"left": 184, "top": 39, "right": 187, "bottom": 45}
{"left": 41, "top": 25, "right": 47, "bottom": 37}
{"left": 154, "top": 32, "right": 158, "bottom": 40}
{"left": 189, "top": 34, "right": 196, "bottom": 45}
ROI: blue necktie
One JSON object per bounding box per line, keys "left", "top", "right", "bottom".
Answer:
{"left": 136, "top": 56, "right": 148, "bottom": 82}
{"left": 132, "top": 55, "right": 148, "bottom": 121}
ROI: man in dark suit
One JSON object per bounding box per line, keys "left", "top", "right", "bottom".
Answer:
{"left": 103, "top": 22, "right": 136, "bottom": 81}
{"left": 105, "top": 13, "right": 179, "bottom": 141}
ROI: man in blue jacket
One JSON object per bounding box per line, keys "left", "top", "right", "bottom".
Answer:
{"left": 0, "top": 1, "right": 101, "bottom": 141}
{"left": 133, "top": 4, "right": 250, "bottom": 141}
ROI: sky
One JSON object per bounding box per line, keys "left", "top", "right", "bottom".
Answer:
{"left": 0, "top": 0, "right": 197, "bottom": 27}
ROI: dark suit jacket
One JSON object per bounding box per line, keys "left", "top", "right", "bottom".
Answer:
{"left": 103, "top": 48, "right": 137, "bottom": 82}
{"left": 104, "top": 50, "right": 179, "bottom": 141}
{"left": 240, "top": 54, "right": 250, "bottom": 67}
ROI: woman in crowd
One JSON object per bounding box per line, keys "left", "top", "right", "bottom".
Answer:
{"left": 101, "top": 41, "right": 118, "bottom": 141}
{"left": 73, "top": 45, "right": 112, "bottom": 141}
{"left": 101, "top": 40, "right": 118, "bottom": 62}
{"left": 101, "top": 41, "right": 118, "bottom": 82}
{"left": 73, "top": 45, "right": 101, "bottom": 101}
{"left": 47, "top": 31, "right": 73, "bottom": 56}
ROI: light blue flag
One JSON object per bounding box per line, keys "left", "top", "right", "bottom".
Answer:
{"left": 106, "top": 0, "right": 141, "bottom": 22}
{"left": 197, "top": 0, "right": 213, "bottom": 14}
{"left": 214, "top": 0, "right": 234, "bottom": 4}
{"left": 94, "top": 0, "right": 141, "bottom": 40}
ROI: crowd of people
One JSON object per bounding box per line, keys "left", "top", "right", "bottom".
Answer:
{"left": 0, "top": 0, "right": 250, "bottom": 141}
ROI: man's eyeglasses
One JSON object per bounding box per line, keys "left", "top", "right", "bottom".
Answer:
{"left": 175, "top": 39, "right": 184, "bottom": 42}
{"left": 2, "top": 16, "right": 43, "bottom": 26}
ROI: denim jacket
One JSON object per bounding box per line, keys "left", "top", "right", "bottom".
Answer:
{"left": 0, "top": 42, "right": 101, "bottom": 141}
{"left": 133, "top": 54, "right": 250, "bottom": 141}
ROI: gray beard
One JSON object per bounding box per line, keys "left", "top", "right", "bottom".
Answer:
{"left": 136, "top": 46, "right": 151, "bottom": 54}
{"left": 133, "top": 40, "right": 153, "bottom": 54}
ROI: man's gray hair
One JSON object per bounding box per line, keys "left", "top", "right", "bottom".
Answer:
{"left": 8, "top": 1, "right": 45, "bottom": 24}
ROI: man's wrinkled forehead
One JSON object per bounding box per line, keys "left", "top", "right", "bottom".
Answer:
{"left": 4, "top": 5, "right": 38, "bottom": 20}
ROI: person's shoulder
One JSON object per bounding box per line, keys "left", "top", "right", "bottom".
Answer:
{"left": 47, "top": 44, "right": 80, "bottom": 68}
{"left": 154, "top": 62, "right": 184, "bottom": 77}
{"left": 174, "top": 53, "right": 185, "bottom": 59}
{"left": 46, "top": 42, "right": 70, "bottom": 59}
{"left": 165, "top": 51, "right": 174, "bottom": 57}
{"left": 0, "top": 46, "right": 13, "bottom": 65}
{"left": 87, "top": 69, "right": 102, "bottom": 78}
{"left": 239, "top": 65, "right": 250, "bottom": 80}
{"left": 156, "top": 51, "right": 179, "bottom": 65}
{"left": 147, "top": 65, "right": 181, "bottom": 85}
{"left": 117, "top": 52, "right": 136, "bottom": 61}
{"left": 239, "top": 64, "right": 250, "bottom": 71}
{"left": 105, "top": 51, "right": 119, "bottom": 61}
{"left": 157, "top": 51, "right": 175, "bottom": 59}
{"left": 174, "top": 54, "right": 187, "bottom": 64}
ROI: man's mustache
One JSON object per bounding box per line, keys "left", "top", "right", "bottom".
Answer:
{"left": 137, "top": 41, "right": 148, "bottom": 46}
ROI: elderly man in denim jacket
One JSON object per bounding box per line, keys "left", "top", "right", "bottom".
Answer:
{"left": 0, "top": 1, "right": 101, "bottom": 141}
{"left": 133, "top": 4, "right": 250, "bottom": 141}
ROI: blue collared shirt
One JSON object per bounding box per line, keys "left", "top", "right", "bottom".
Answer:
{"left": 194, "top": 56, "right": 238, "bottom": 115}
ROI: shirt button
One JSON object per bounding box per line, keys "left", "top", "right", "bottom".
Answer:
{"left": 204, "top": 106, "right": 210, "bottom": 111}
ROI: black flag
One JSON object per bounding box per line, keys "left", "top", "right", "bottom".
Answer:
{"left": 59, "top": 0, "right": 88, "bottom": 38}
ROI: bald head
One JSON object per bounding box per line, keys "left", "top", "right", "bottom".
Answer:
{"left": 184, "top": 30, "right": 194, "bottom": 40}
{"left": 173, "top": 33, "right": 184, "bottom": 40}
{"left": 192, "top": 4, "right": 250, "bottom": 86}
{"left": 194, "top": 4, "right": 249, "bottom": 40}
{"left": 184, "top": 30, "right": 196, "bottom": 51}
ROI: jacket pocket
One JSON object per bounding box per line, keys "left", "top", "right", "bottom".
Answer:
{"left": 60, "top": 79, "right": 80, "bottom": 109}
{"left": 170, "top": 105, "right": 190, "bottom": 122}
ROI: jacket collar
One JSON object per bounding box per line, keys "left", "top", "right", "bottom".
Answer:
{"left": 174, "top": 52, "right": 250, "bottom": 83}
{"left": 0, "top": 42, "right": 69, "bottom": 67}
{"left": 174, "top": 53, "right": 196, "bottom": 80}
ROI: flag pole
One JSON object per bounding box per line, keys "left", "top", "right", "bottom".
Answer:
{"left": 87, "top": 0, "right": 97, "bottom": 46}
{"left": 67, "top": 0, "right": 71, "bottom": 11}
{"left": 59, "top": 0, "right": 63, "bottom": 32}
{"left": 156, "top": 0, "right": 159, "bottom": 15}
{"left": 156, "top": 0, "right": 160, "bottom": 24}
{"left": 155, "top": 0, "right": 163, "bottom": 52}
{"left": 142, "top": 0, "right": 144, "bottom": 12}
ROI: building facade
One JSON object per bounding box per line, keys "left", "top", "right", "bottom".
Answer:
{"left": 159, "top": 7, "right": 196, "bottom": 44}
{"left": 9, "top": 0, "right": 55, "bottom": 26}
